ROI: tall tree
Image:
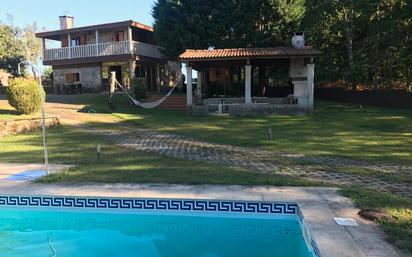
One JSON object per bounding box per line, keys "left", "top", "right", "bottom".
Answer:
{"left": 152, "top": 0, "right": 305, "bottom": 59}
{"left": 303, "top": 0, "right": 412, "bottom": 90}
{"left": 0, "top": 22, "right": 25, "bottom": 75}
{"left": 0, "top": 21, "right": 41, "bottom": 76}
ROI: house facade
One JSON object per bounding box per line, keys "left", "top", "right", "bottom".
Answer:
{"left": 36, "top": 16, "right": 166, "bottom": 92}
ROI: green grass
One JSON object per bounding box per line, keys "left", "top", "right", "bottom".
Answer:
{"left": 0, "top": 101, "right": 39, "bottom": 120}
{"left": 340, "top": 187, "right": 412, "bottom": 255}
{"left": 70, "top": 94, "right": 412, "bottom": 164}
{"left": 1, "top": 94, "right": 411, "bottom": 256}
{"left": 0, "top": 125, "right": 322, "bottom": 187}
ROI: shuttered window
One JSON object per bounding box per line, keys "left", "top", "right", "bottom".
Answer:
{"left": 65, "top": 73, "right": 80, "bottom": 83}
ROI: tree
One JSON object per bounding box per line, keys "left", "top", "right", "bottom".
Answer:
{"left": 21, "top": 23, "right": 42, "bottom": 69}
{"left": 0, "top": 21, "right": 41, "bottom": 76}
{"left": 0, "top": 23, "right": 25, "bottom": 75}
{"left": 303, "top": 0, "right": 412, "bottom": 90}
{"left": 152, "top": 0, "right": 306, "bottom": 59}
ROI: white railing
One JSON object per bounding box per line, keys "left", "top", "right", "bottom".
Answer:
{"left": 97, "top": 41, "right": 129, "bottom": 56}
{"left": 43, "top": 40, "right": 162, "bottom": 61}
{"left": 133, "top": 41, "right": 163, "bottom": 59}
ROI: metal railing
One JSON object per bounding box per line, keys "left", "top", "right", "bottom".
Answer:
{"left": 43, "top": 40, "right": 162, "bottom": 61}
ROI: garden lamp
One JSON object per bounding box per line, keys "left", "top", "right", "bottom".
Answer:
{"left": 18, "top": 61, "right": 49, "bottom": 175}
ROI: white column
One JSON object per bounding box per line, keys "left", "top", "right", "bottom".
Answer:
{"left": 307, "top": 63, "right": 315, "bottom": 110}
{"left": 128, "top": 27, "right": 133, "bottom": 54}
{"left": 186, "top": 65, "right": 193, "bottom": 110}
{"left": 41, "top": 38, "right": 46, "bottom": 59}
{"left": 129, "top": 59, "right": 135, "bottom": 89}
{"left": 196, "top": 71, "right": 202, "bottom": 104}
{"left": 95, "top": 30, "right": 99, "bottom": 55}
{"left": 245, "top": 64, "right": 252, "bottom": 104}
{"left": 156, "top": 64, "right": 161, "bottom": 91}
{"left": 67, "top": 33, "right": 71, "bottom": 58}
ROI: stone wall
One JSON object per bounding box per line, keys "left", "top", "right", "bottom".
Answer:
{"left": 0, "top": 117, "right": 60, "bottom": 136}
{"left": 53, "top": 66, "right": 101, "bottom": 92}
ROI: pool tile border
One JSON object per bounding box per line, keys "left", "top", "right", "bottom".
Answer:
{"left": 0, "top": 195, "right": 321, "bottom": 257}
{"left": 0, "top": 195, "right": 300, "bottom": 215}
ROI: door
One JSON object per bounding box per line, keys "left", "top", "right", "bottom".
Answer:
{"left": 113, "top": 31, "right": 125, "bottom": 42}
{"left": 109, "top": 66, "right": 123, "bottom": 89}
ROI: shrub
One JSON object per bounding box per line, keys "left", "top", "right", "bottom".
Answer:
{"left": 131, "top": 78, "right": 147, "bottom": 99}
{"left": 7, "top": 78, "right": 45, "bottom": 114}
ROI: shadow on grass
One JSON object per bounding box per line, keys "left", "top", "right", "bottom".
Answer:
{"left": 0, "top": 125, "right": 324, "bottom": 187}
{"left": 0, "top": 109, "right": 20, "bottom": 116}
{"left": 42, "top": 93, "right": 412, "bottom": 164}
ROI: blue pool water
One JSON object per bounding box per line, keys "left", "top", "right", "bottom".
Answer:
{"left": 0, "top": 208, "right": 315, "bottom": 257}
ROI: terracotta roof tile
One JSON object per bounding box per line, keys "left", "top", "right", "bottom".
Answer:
{"left": 179, "top": 47, "right": 321, "bottom": 60}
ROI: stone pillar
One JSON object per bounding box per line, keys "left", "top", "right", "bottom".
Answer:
{"left": 245, "top": 64, "right": 252, "bottom": 104}
{"left": 307, "top": 63, "right": 315, "bottom": 111}
{"left": 196, "top": 70, "right": 202, "bottom": 104}
{"left": 186, "top": 65, "right": 193, "bottom": 112}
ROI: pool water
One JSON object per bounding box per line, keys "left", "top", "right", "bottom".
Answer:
{"left": 0, "top": 208, "right": 315, "bottom": 257}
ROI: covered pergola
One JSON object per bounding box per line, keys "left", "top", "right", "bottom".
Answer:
{"left": 179, "top": 46, "right": 321, "bottom": 115}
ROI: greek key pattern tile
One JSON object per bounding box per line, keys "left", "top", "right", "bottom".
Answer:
{"left": 0, "top": 195, "right": 321, "bottom": 256}
{"left": 311, "top": 238, "right": 322, "bottom": 257}
{"left": 0, "top": 195, "right": 299, "bottom": 215}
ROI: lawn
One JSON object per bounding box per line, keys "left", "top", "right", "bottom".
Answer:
{"left": 0, "top": 97, "right": 39, "bottom": 120}
{"left": 341, "top": 188, "right": 412, "bottom": 255}
{"left": 1, "top": 94, "right": 411, "bottom": 255}
{"left": 0, "top": 125, "right": 320, "bottom": 187}
{"left": 70, "top": 94, "right": 412, "bottom": 164}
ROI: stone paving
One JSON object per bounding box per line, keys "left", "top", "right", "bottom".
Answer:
{"left": 79, "top": 124, "right": 412, "bottom": 197}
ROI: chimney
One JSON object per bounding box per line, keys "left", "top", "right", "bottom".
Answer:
{"left": 59, "top": 15, "right": 74, "bottom": 30}
{"left": 291, "top": 32, "right": 305, "bottom": 49}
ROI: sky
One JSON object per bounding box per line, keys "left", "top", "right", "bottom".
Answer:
{"left": 0, "top": 0, "right": 192, "bottom": 77}
{"left": 0, "top": 0, "right": 156, "bottom": 30}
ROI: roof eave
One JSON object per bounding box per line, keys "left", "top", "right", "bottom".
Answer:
{"left": 35, "top": 20, "right": 153, "bottom": 39}
{"left": 179, "top": 54, "right": 321, "bottom": 62}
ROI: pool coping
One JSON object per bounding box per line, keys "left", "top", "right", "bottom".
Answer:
{"left": 0, "top": 182, "right": 405, "bottom": 257}
{"left": 0, "top": 194, "right": 321, "bottom": 257}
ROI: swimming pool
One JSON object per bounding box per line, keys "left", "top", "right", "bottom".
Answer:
{"left": 0, "top": 196, "right": 321, "bottom": 257}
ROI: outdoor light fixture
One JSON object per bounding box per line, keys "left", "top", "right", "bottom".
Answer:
{"left": 17, "top": 61, "right": 49, "bottom": 175}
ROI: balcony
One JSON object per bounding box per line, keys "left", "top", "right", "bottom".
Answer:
{"left": 43, "top": 40, "right": 163, "bottom": 61}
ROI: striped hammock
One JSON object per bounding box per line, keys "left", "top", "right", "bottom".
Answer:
{"left": 114, "top": 77, "right": 180, "bottom": 109}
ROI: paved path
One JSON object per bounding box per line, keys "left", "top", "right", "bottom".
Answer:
{"left": 0, "top": 163, "right": 73, "bottom": 180}
{"left": 79, "top": 124, "right": 412, "bottom": 197}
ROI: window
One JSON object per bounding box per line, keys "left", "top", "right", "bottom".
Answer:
{"left": 66, "top": 73, "right": 80, "bottom": 83}
{"left": 71, "top": 37, "right": 81, "bottom": 46}
{"left": 113, "top": 31, "right": 125, "bottom": 42}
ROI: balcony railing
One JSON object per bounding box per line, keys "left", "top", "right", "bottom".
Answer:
{"left": 43, "top": 40, "right": 163, "bottom": 61}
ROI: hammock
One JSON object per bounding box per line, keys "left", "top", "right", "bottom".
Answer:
{"left": 113, "top": 75, "right": 180, "bottom": 109}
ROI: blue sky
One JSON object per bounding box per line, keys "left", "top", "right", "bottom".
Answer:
{"left": 0, "top": 0, "right": 155, "bottom": 30}
{"left": 1, "top": 0, "right": 193, "bottom": 77}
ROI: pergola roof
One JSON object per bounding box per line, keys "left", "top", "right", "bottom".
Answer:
{"left": 179, "top": 46, "right": 321, "bottom": 61}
